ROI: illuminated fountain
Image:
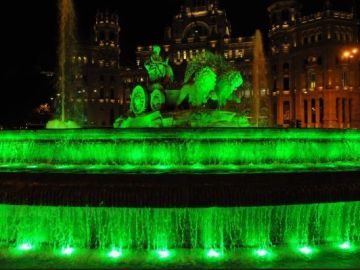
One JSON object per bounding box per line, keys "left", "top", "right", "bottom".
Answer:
{"left": 1, "top": 1, "right": 360, "bottom": 269}
{"left": 252, "top": 29, "right": 271, "bottom": 127}
{"left": 46, "top": 0, "right": 80, "bottom": 129}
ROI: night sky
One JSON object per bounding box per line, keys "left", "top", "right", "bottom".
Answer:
{"left": 0, "top": 0, "right": 355, "bottom": 127}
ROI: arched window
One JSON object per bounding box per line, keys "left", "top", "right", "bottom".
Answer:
{"left": 271, "top": 13, "right": 278, "bottom": 24}
{"left": 281, "top": 10, "right": 290, "bottom": 21}
{"left": 283, "top": 77, "right": 290, "bottom": 90}
{"left": 99, "top": 31, "right": 105, "bottom": 41}
{"left": 100, "top": 88, "right": 104, "bottom": 99}
{"left": 317, "top": 57, "right": 323, "bottom": 66}
{"left": 304, "top": 100, "right": 308, "bottom": 124}
{"left": 185, "top": 24, "right": 209, "bottom": 39}
{"left": 320, "top": 98, "right": 324, "bottom": 124}
{"left": 109, "top": 31, "right": 115, "bottom": 41}
{"left": 110, "top": 109, "right": 115, "bottom": 126}
{"left": 272, "top": 64, "right": 277, "bottom": 73}
{"left": 308, "top": 72, "right": 316, "bottom": 89}
{"left": 342, "top": 71, "right": 349, "bottom": 88}
{"left": 283, "top": 62, "right": 290, "bottom": 71}
{"left": 273, "top": 79, "right": 277, "bottom": 92}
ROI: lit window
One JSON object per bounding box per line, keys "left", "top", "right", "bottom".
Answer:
{"left": 342, "top": 71, "right": 348, "bottom": 88}
{"left": 309, "top": 72, "right": 316, "bottom": 89}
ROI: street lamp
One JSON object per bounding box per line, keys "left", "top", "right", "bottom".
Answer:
{"left": 342, "top": 46, "right": 359, "bottom": 60}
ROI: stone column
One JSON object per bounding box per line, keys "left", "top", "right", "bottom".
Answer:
{"left": 278, "top": 96, "right": 283, "bottom": 127}
{"left": 324, "top": 92, "right": 338, "bottom": 128}
{"left": 307, "top": 98, "right": 312, "bottom": 128}
{"left": 299, "top": 93, "right": 304, "bottom": 127}
{"left": 338, "top": 98, "right": 343, "bottom": 129}
{"left": 344, "top": 98, "right": 349, "bottom": 129}
{"left": 315, "top": 98, "right": 320, "bottom": 128}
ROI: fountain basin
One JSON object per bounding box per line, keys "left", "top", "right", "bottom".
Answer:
{"left": 0, "top": 128, "right": 360, "bottom": 207}
{"left": 0, "top": 128, "right": 359, "bottom": 174}
{"left": 0, "top": 202, "right": 359, "bottom": 255}
{"left": 1, "top": 128, "right": 360, "bottom": 268}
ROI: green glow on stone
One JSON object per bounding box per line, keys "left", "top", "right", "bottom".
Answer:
{"left": 61, "top": 247, "right": 74, "bottom": 255}
{"left": 0, "top": 129, "right": 359, "bottom": 174}
{"left": 108, "top": 249, "right": 122, "bottom": 258}
{"left": 299, "top": 246, "right": 313, "bottom": 255}
{"left": 0, "top": 201, "right": 359, "bottom": 252}
{"left": 157, "top": 250, "right": 170, "bottom": 259}
{"left": 255, "top": 249, "right": 269, "bottom": 257}
{"left": 207, "top": 249, "right": 221, "bottom": 258}
{"left": 339, "top": 242, "right": 351, "bottom": 250}
{"left": 18, "top": 243, "right": 32, "bottom": 251}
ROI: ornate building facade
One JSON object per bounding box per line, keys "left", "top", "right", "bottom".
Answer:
{"left": 268, "top": 0, "right": 360, "bottom": 128}
{"left": 136, "top": 0, "right": 271, "bottom": 125}
{"left": 70, "top": 11, "right": 146, "bottom": 127}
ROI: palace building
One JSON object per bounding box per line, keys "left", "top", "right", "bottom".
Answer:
{"left": 268, "top": 0, "right": 360, "bottom": 128}
{"left": 69, "top": 0, "right": 359, "bottom": 128}
{"left": 70, "top": 11, "right": 146, "bottom": 127}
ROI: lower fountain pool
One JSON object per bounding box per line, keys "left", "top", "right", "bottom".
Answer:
{"left": 1, "top": 128, "right": 360, "bottom": 268}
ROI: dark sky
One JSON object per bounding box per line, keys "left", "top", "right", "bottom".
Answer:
{"left": 0, "top": 0, "right": 355, "bottom": 126}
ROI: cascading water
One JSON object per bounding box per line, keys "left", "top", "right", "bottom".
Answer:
{"left": 0, "top": 202, "right": 359, "bottom": 268}
{"left": 0, "top": 202, "right": 358, "bottom": 250}
{"left": 0, "top": 129, "right": 359, "bottom": 173}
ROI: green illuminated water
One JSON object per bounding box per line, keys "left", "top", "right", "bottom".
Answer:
{"left": 0, "top": 129, "right": 360, "bottom": 173}
{"left": 0, "top": 201, "right": 359, "bottom": 251}
{"left": 2, "top": 245, "right": 360, "bottom": 269}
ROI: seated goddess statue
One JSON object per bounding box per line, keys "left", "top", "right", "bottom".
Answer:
{"left": 144, "top": 45, "right": 174, "bottom": 83}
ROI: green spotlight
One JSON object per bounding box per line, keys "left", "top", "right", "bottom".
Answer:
{"left": 339, "top": 242, "right": 351, "bottom": 250}
{"left": 61, "top": 247, "right": 74, "bottom": 255}
{"left": 207, "top": 249, "right": 220, "bottom": 258}
{"left": 108, "top": 249, "right": 122, "bottom": 258}
{"left": 299, "top": 246, "right": 313, "bottom": 255}
{"left": 255, "top": 249, "right": 269, "bottom": 257}
{"left": 18, "top": 243, "right": 32, "bottom": 251}
{"left": 157, "top": 250, "right": 170, "bottom": 259}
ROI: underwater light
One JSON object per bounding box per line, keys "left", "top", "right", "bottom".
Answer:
{"left": 339, "top": 242, "right": 351, "bottom": 250}
{"left": 18, "top": 243, "right": 32, "bottom": 251}
{"left": 255, "top": 249, "right": 269, "bottom": 257}
{"left": 61, "top": 247, "right": 74, "bottom": 255}
{"left": 157, "top": 250, "right": 170, "bottom": 259}
{"left": 299, "top": 246, "right": 313, "bottom": 255}
{"left": 207, "top": 249, "right": 221, "bottom": 258}
{"left": 108, "top": 249, "right": 122, "bottom": 258}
